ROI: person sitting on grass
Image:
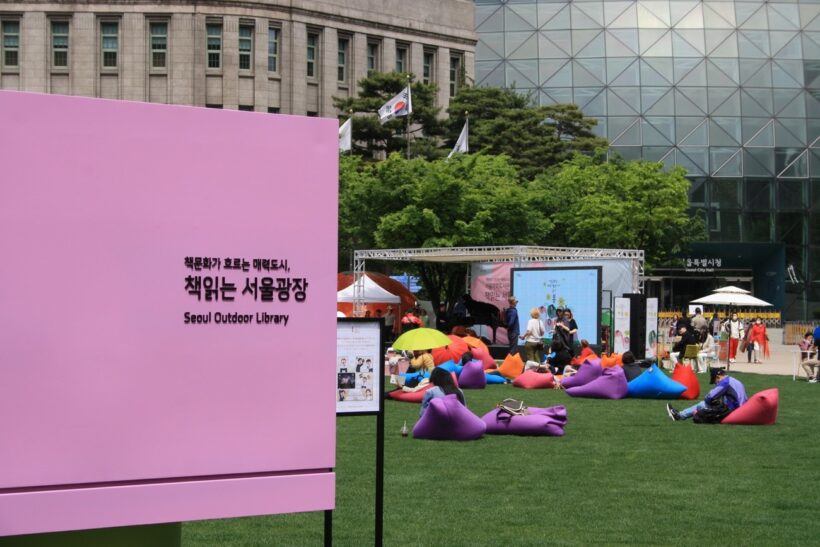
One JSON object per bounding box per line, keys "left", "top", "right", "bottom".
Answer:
{"left": 544, "top": 340, "right": 572, "bottom": 376}
{"left": 408, "top": 349, "right": 435, "bottom": 374}
{"left": 666, "top": 368, "right": 747, "bottom": 422}
{"left": 420, "top": 366, "right": 466, "bottom": 417}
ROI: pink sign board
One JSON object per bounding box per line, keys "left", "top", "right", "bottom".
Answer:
{"left": 0, "top": 92, "right": 337, "bottom": 535}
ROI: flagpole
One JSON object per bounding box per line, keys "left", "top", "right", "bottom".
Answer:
{"left": 405, "top": 74, "right": 411, "bottom": 160}
{"left": 348, "top": 109, "right": 353, "bottom": 155}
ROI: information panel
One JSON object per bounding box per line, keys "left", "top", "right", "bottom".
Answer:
{"left": 613, "top": 297, "right": 631, "bottom": 354}
{"left": 646, "top": 298, "right": 659, "bottom": 359}
{"left": 0, "top": 92, "right": 338, "bottom": 535}
{"left": 336, "top": 319, "right": 383, "bottom": 415}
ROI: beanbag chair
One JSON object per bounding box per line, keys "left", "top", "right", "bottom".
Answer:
{"left": 437, "top": 360, "right": 463, "bottom": 377}
{"left": 387, "top": 384, "right": 433, "bottom": 403}
{"left": 671, "top": 363, "right": 700, "bottom": 400}
{"left": 470, "top": 346, "right": 497, "bottom": 370}
{"left": 513, "top": 370, "right": 555, "bottom": 389}
{"left": 402, "top": 371, "right": 430, "bottom": 383}
{"left": 722, "top": 388, "right": 779, "bottom": 425}
{"left": 560, "top": 361, "right": 602, "bottom": 389}
{"left": 458, "top": 360, "right": 487, "bottom": 389}
{"left": 447, "top": 335, "right": 471, "bottom": 360}
{"left": 571, "top": 348, "right": 598, "bottom": 366}
{"left": 482, "top": 405, "right": 567, "bottom": 436}
{"left": 626, "top": 364, "right": 686, "bottom": 399}
{"left": 462, "top": 335, "right": 488, "bottom": 351}
{"left": 600, "top": 354, "right": 618, "bottom": 368}
{"left": 497, "top": 352, "right": 525, "bottom": 379}
{"left": 485, "top": 372, "right": 507, "bottom": 384}
{"left": 584, "top": 357, "right": 602, "bottom": 367}
{"left": 413, "top": 394, "right": 486, "bottom": 440}
{"left": 565, "top": 366, "right": 628, "bottom": 399}
{"left": 432, "top": 346, "right": 458, "bottom": 365}
{"left": 622, "top": 362, "right": 645, "bottom": 383}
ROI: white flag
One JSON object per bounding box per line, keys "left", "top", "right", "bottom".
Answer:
{"left": 378, "top": 86, "right": 412, "bottom": 124}
{"left": 447, "top": 119, "right": 469, "bottom": 159}
{"left": 339, "top": 118, "right": 352, "bottom": 152}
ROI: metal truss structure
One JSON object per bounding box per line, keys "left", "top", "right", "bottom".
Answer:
{"left": 351, "top": 246, "right": 645, "bottom": 316}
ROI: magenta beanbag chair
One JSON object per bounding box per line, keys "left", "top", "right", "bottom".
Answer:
{"left": 471, "top": 346, "right": 497, "bottom": 370}
{"left": 722, "top": 388, "right": 779, "bottom": 425}
{"left": 513, "top": 370, "right": 555, "bottom": 389}
{"left": 459, "top": 360, "right": 487, "bottom": 389}
{"left": 627, "top": 364, "right": 686, "bottom": 399}
{"left": 560, "top": 361, "right": 603, "bottom": 389}
{"left": 387, "top": 384, "right": 433, "bottom": 403}
{"left": 413, "top": 394, "right": 486, "bottom": 440}
{"left": 671, "top": 363, "right": 700, "bottom": 400}
{"left": 481, "top": 405, "right": 567, "bottom": 436}
{"left": 565, "top": 366, "right": 628, "bottom": 399}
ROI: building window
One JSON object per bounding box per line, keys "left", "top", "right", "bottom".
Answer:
{"left": 238, "top": 105, "right": 254, "bottom": 111}
{"left": 206, "top": 23, "right": 222, "bottom": 69}
{"left": 337, "top": 37, "right": 349, "bottom": 83}
{"left": 1, "top": 20, "right": 19, "bottom": 68}
{"left": 239, "top": 24, "right": 253, "bottom": 70}
{"left": 205, "top": 104, "right": 222, "bottom": 109}
{"left": 100, "top": 21, "right": 119, "bottom": 69}
{"left": 306, "top": 111, "right": 318, "bottom": 117}
{"left": 367, "top": 41, "right": 379, "bottom": 73}
{"left": 306, "top": 32, "right": 318, "bottom": 79}
{"left": 267, "top": 26, "right": 279, "bottom": 72}
{"left": 423, "top": 50, "right": 435, "bottom": 85}
{"left": 267, "top": 106, "right": 280, "bottom": 114}
{"left": 51, "top": 20, "right": 69, "bottom": 69}
{"left": 149, "top": 22, "right": 167, "bottom": 69}
{"left": 395, "top": 45, "right": 408, "bottom": 74}
{"left": 449, "top": 54, "right": 462, "bottom": 97}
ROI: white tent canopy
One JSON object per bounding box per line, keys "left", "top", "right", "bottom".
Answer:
{"left": 691, "top": 292, "right": 772, "bottom": 307}
{"left": 337, "top": 274, "right": 400, "bottom": 303}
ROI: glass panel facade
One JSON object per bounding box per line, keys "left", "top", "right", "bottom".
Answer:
{"left": 475, "top": 0, "right": 820, "bottom": 318}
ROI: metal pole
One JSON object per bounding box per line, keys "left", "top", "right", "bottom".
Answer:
{"left": 374, "top": 407, "right": 384, "bottom": 547}
{"left": 405, "top": 75, "right": 411, "bottom": 160}
{"left": 324, "top": 509, "right": 333, "bottom": 546}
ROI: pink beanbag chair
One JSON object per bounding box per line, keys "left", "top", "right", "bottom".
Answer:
{"left": 565, "top": 366, "right": 628, "bottom": 399}
{"left": 513, "top": 370, "right": 555, "bottom": 389}
{"left": 671, "top": 363, "right": 700, "bottom": 400}
{"left": 481, "top": 405, "right": 567, "bottom": 436}
{"left": 560, "top": 361, "right": 603, "bottom": 389}
{"left": 722, "top": 388, "right": 779, "bottom": 425}
{"left": 459, "top": 360, "right": 487, "bottom": 389}
{"left": 387, "top": 384, "right": 433, "bottom": 403}
{"left": 413, "top": 394, "right": 486, "bottom": 440}
{"left": 471, "top": 346, "right": 497, "bottom": 370}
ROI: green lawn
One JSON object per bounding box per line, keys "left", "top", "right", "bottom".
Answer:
{"left": 184, "top": 373, "right": 820, "bottom": 546}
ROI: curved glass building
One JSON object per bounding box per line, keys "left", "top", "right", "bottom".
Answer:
{"left": 475, "top": 0, "right": 820, "bottom": 320}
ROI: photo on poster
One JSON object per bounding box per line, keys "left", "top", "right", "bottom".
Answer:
{"left": 337, "top": 319, "right": 382, "bottom": 415}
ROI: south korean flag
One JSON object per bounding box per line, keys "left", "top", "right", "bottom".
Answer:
{"left": 377, "top": 86, "right": 412, "bottom": 125}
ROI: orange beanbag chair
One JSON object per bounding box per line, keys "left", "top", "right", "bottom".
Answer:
{"left": 722, "top": 388, "right": 779, "bottom": 425}
{"left": 513, "top": 370, "right": 555, "bottom": 389}
{"left": 431, "top": 346, "right": 458, "bottom": 365}
{"left": 614, "top": 353, "right": 624, "bottom": 366}
{"left": 498, "top": 352, "right": 525, "bottom": 379}
{"left": 600, "top": 354, "right": 618, "bottom": 368}
{"left": 471, "top": 346, "right": 497, "bottom": 370}
{"left": 671, "top": 363, "right": 700, "bottom": 400}
{"left": 571, "top": 347, "right": 598, "bottom": 366}
{"left": 462, "top": 335, "right": 489, "bottom": 352}
{"left": 447, "top": 335, "right": 471, "bottom": 359}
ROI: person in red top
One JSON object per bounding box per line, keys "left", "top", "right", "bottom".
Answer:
{"left": 400, "top": 308, "right": 423, "bottom": 333}
{"left": 746, "top": 317, "right": 769, "bottom": 363}
{"left": 570, "top": 339, "right": 597, "bottom": 366}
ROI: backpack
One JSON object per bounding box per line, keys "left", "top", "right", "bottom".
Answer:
{"left": 692, "top": 401, "right": 731, "bottom": 424}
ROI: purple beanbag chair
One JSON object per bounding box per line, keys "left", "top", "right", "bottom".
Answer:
{"left": 413, "top": 394, "right": 486, "bottom": 440}
{"left": 626, "top": 364, "right": 686, "bottom": 399}
{"left": 722, "top": 388, "right": 779, "bottom": 425}
{"left": 560, "top": 361, "right": 603, "bottom": 389}
{"left": 481, "top": 405, "right": 567, "bottom": 436}
{"left": 565, "top": 366, "right": 628, "bottom": 399}
{"left": 584, "top": 357, "right": 602, "bottom": 367}
{"left": 459, "top": 360, "right": 487, "bottom": 389}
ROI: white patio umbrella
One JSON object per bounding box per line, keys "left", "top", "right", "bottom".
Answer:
{"left": 712, "top": 285, "right": 751, "bottom": 295}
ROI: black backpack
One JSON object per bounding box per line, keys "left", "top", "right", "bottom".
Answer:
{"left": 692, "top": 401, "right": 731, "bottom": 424}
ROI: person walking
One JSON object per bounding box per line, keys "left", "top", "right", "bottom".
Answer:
{"left": 721, "top": 312, "right": 745, "bottom": 364}
{"left": 747, "top": 317, "right": 769, "bottom": 363}
{"left": 504, "top": 296, "right": 520, "bottom": 353}
{"left": 521, "top": 307, "right": 545, "bottom": 364}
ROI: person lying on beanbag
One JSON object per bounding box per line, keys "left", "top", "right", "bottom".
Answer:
{"left": 420, "top": 367, "right": 466, "bottom": 417}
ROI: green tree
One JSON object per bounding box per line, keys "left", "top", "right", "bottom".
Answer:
{"left": 334, "top": 71, "right": 443, "bottom": 159}
{"left": 446, "top": 87, "right": 607, "bottom": 179}
{"left": 529, "top": 154, "right": 706, "bottom": 269}
{"left": 339, "top": 153, "right": 552, "bottom": 307}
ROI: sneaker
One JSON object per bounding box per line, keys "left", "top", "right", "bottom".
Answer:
{"left": 666, "top": 404, "right": 681, "bottom": 421}
{"left": 809, "top": 377, "right": 818, "bottom": 384}
{"left": 729, "top": 358, "right": 736, "bottom": 363}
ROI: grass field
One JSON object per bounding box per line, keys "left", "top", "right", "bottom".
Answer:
{"left": 184, "top": 372, "right": 820, "bottom": 546}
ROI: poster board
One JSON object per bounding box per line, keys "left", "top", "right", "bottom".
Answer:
{"left": 613, "top": 297, "right": 631, "bottom": 354}
{"left": 0, "top": 92, "right": 338, "bottom": 536}
{"left": 645, "top": 298, "right": 659, "bottom": 359}
{"left": 336, "top": 319, "right": 383, "bottom": 415}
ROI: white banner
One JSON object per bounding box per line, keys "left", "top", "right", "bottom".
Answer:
{"left": 645, "top": 297, "right": 658, "bottom": 359}
{"left": 613, "top": 297, "right": 631, "bottom": 354}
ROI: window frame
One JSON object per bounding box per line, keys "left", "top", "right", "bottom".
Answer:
{"left": 306, "top": 31, "right": 319, "bottom": 80}
{"left": 267, "top": 24, "right": 280, "bottom": 74}
{"left": 148, "top": 20, "right": 168, "bottom": 71}
{"left": 238, "top": 22, "right": 254, "bottom": 72}
{"left": 395, "top": 44, "right": 408, "bottom": 74}
{"left": 449, "top": 53, "right": 463, "bottom": 97}
{"left": 99, "top": 19, "right": 120, "bottom": 71}
{"left": 1, "top": 18, "right": 20, "bottom": 70}
{"left": 423, "top": 49, "right": 435, "bottom": 85}
{"left": 366, "top": 40, "right": 379, "bottom": 73}
{"left": 206, "top": 21, "right": 222, "bottom": 71}
{"left": 50, "top": 19, "right": 70, "bottom": 70}
{"left": 337, "top": 35, "right": 350, "bottom": 84}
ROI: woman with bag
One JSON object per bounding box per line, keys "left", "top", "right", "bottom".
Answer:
{"left": 521, "top": 307, "right": 545, "bottom": 364}
{"left": 721, "top": 312, "right": 745, "bottom": 364}
{"left": 747, "top": 317, "right": 769, "bottom": 363}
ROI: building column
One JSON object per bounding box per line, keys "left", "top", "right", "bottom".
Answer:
{"left": 436, "top": 46, "right": 451, "bottom": 110}
{"left": 222, "top": 16, "right": 239, "bottom": 109}
{"left": 21, "top": 11, "right": 46, "bottom": 93}
{"left": 382, "top": 37, "right": 396, "bottom": 75}
{"left": 191, "top": 14, "right": 207, "bottom": 106}
{"left": 170, "top": 13, "right": 195, "bottom": 106}
{"left": 352, "top": 32, "right": 367, "bottom": 91}
{"left": 410, "top": 42, "right": 423, "bottom": 84}
{"left": 253, "top": 17, "right": 268, "bottom": 111}
{"left": 278, "top": 20, "right": 292, "bottom": 113}
{"left": 121, "top": 13, "right": 145, "bottom": 102}
{"left": 289, "top": 21, "right": 307, "bottom": 115}
{"left": 464, "top": 50, "right": 475, "bottom": 87}
{"left": 71, "top": 13, "right": 95, "bottom": 97}
{"left": 320, "top": 26, "right": 337, "bottom": 117}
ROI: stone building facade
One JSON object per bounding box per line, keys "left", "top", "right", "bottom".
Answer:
{"left": 0, "top": 0, "right": 475, "bottom": 115}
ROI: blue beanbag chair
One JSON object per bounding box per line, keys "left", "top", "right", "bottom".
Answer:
{"left": 459, "top": 360, "right": 487, "bottom": 389}
{"left": 413, "top": 394, "right": 486, "bottom": 441}
{"left": 402, "top": 371, "right": 431, "bottom": 383}
{"left": 565, "top": 366, "right": 628, "bottom": 399}
{"left": 437, "top": 360, "right": 463, "bottom": 376}
{"left": 626, "top": 364, "right": 686, "bottom": 399}
{"left": 485, "top": 372, "right": 507, "bottom": 384}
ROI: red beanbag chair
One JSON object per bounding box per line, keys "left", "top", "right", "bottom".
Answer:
{"left": 671, "top": 363, "right": 700, "bottom": 400}
{"left": 471, "top": 346, "right": 497, "bottom": 370}
{"left": 498, "top": 352, "right": 525, "bottom": 379}
{"left": 447, "top": 335, "right": 471, "bottom": 360}
{"left": 513, "top": 370, "right": 555, "bottom": 389}
{"left": 432, "top": 346, "right": 458, "bottom": 365}
{"left": 387, "top": 384, "right": 433, "bottom": 403}
{"left": 722, "top": 388, "right": 779, "bottom": 425}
